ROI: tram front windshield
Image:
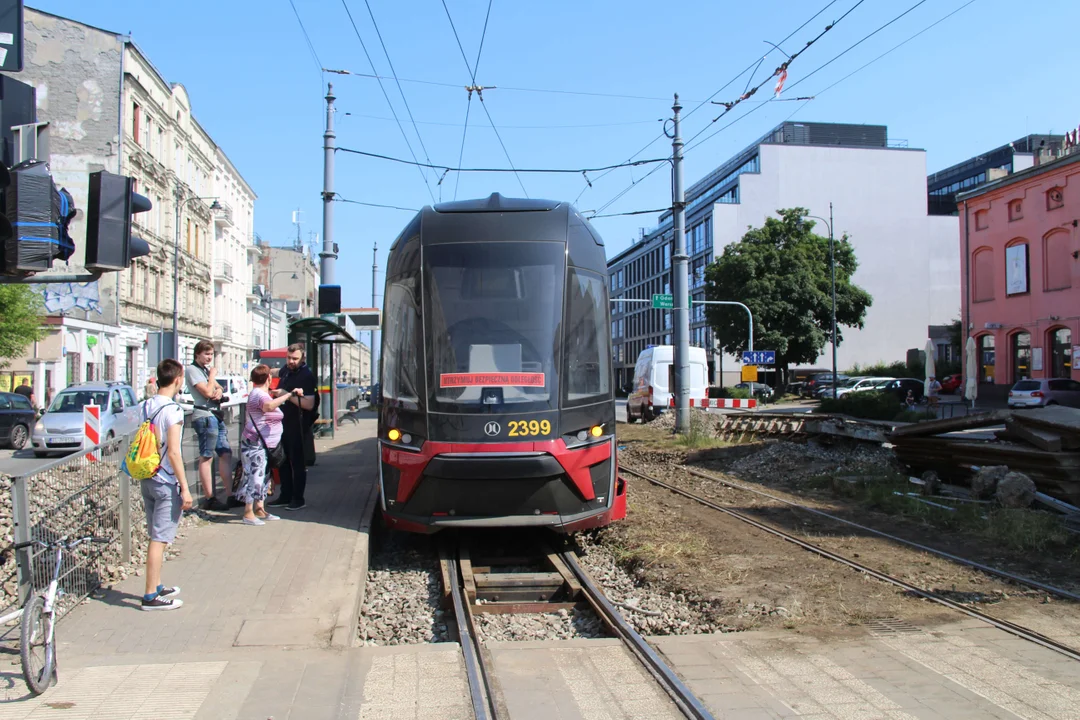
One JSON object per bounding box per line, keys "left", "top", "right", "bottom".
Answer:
{"left": 425, "top": 242, "right": 564, "bottom": 413}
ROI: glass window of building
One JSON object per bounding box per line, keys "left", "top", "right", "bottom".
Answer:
{"left": 1050, "top": 328, "right": 1072, "bottom": 379}
{"left": 978, "top": 334, "right": 995, "bottom": 383}
{"left": 1011, "top": 332, "right": 1031, "bottom": 383}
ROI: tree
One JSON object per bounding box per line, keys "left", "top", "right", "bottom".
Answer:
{"left": 0, "top": 285, "right": 46, "bottom": 368}
{"left": 703, "top": 208, "right": 872, "bottom": 385}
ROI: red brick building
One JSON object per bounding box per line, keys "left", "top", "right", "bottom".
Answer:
{"left": 958, "top": 152, "right": 1080, "bottom": 394}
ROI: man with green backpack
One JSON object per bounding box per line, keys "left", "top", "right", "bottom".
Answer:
{"left": 126, "top": 359, "right": 193, "bottom": 611}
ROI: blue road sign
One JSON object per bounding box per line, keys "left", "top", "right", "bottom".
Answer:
{"left": 741, "top": 350, "right": 776, "bottom": 365}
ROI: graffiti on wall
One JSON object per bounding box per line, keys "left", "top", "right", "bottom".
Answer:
{"left": 38, "top": 283, "right": 103, "bottom": 315}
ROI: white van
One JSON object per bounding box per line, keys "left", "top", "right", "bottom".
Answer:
{"left": 626, "top": 345, "right": 709, "bottom": 422}
{"left": 177, "top": 374, "right": 250, "bottom": 424}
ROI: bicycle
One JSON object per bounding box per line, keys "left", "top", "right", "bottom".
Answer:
{"left": 3, "top": 535, "right": 109, "bottom": 695}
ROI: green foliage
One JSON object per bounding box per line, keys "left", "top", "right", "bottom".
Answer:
{"left": 847, "top": 361, "right": 908, "bottom": 378}
{"left": 0, "top": 285, "right": 44, "bottom": 367}
{"left": 817, "top": 391, "right": 898, "bottom": 420}
{"left": 703, "top": 208, "right": 872, "bottom": 381}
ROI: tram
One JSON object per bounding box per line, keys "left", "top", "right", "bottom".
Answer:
{"left": 377, "top": 193, "right": 626, "bottom": 533}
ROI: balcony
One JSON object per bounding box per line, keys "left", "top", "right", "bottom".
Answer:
{"left": 214, "top": 261, "right": 234, "bottom": 283}
{"left": 213, "top": 200, "right": 234, "bottom": 227}
{"left": 214, "top": 323, "right": 233, "bottom": 343}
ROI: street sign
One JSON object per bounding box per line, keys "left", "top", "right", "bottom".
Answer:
{"left": 652, "top": 293, "right": 673, "bottom": 309}
{"left": 741, "top": 365, "right": 758, "bottom": 382}
{"left": 741, "top": 350, "right": 775, "bottom": 365}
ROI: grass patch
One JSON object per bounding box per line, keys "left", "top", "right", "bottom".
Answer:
{"left": 618, "top": 416, "right": 733, "bottom": 452}
{"left": 820, "top": 472, "right": 1079, "bottom": 555}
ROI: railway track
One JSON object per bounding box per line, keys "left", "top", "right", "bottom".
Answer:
{"left": 620, "top": 464, "right": 1080, "bottom": 664}
{"left": 439, "top": 537, "right": 714, "bottom": 720}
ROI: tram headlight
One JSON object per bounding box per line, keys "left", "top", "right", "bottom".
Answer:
{"left": 400, "top": 433, "right": 413, "bottom": 445}
{"left": 576, "top": 430, "right": 588, "bottom": 442}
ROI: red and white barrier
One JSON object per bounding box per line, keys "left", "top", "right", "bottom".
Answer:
{"left": 84, "top": 403, "right": 100, "bottom": 461}
{"left": 669, "top": 397, "right": 757, "bottom": 409}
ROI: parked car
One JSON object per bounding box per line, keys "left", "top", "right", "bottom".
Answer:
{"left": 734, "top": 382, "right": 774, "bottom": 399}
{"left": 815, "top": 376, "right": 866, "bottom": 399}
{"left": 939, "top": 374, "right": 963, "bottom": 394}
{"left": 1008, "top": 378, "right": 1080, "bottom": 409}
{"left": 31, "top": 382, "right": 142, "bottom": 458}
{"left": 846, "top": 377, "right": 895, "bottom": 396}
{"left": 177, "top": 373, "right": 249, "bottom": 423}
{"left": 804, "top": 373, "right": 848, "bottom": 397}
{"left": 834, "top": 377, "right": 886, "bottom": 398}
{"left": 0, "top": 392, "right": 36, "bottom": 449}
{"left": 879, "top": 378, "right": 926, "bottom": 404}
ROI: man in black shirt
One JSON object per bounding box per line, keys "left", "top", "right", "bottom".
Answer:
{"left": 13, "top": 379, "right": 33, "bottom": 408}
{"left": 268, "top": 343, "right": 318, "bottom": 510}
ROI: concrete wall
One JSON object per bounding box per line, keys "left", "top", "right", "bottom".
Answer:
{"left": 712, "top": 143, "right": 961, "bottom": 372}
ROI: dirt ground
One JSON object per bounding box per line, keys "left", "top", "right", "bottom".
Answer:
{"left": 595, "top": 419, "right": 1080, "bottom": 644}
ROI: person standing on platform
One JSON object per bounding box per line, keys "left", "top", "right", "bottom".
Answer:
{"left": 186, "top": 341, "right": 232, "bottom": 511}
{"left": 267, "top": 344, "right": 317, "bottom": 511}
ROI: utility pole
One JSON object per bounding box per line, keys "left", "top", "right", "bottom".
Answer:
{"left": 320, "top": 83, "right": 337, "bottom": 287}
{"left": 671, "top": 95, "right": 690, "bottom": 434}
{"left": 829, "top": 201, "right": 837, "bottom": 399}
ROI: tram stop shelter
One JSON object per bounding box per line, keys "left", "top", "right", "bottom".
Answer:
{"left": 288, "top": 316, "right": 356, "bottom": 440}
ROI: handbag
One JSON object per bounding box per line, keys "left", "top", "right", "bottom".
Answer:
{"left": 248, "top": 414, "right": 286, "bottom": 468}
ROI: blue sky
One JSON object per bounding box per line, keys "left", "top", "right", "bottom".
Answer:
{"left": 30, "top": 0, "right": 1080, "bottom": 308}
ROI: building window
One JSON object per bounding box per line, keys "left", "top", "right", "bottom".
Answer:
{"left": 1008, "top": 199, "right": 1022, "bottom": 222}
{"left": 132, "top": 102, "right": 141, "bottom": 145}
{"left": 663, "top": 243, "right": 671, "bottom": 270}
{"left": 974, "top": 209, "right": 988, "bottom": 231}
{"left": 1050, "top": 328, "right": 1072, "bottom": 378}
{"left": 1047, "top": 187, "right": 1064, "bottom": 211}
{"left": 1005, "top": 242, "right": 1029, "bottom": 295}
{"left": 972, "top": 247, "right": 994, "bottom": 302}
{"left": 1044, "top": 230, "right": 1072, "bottom": 291}
{"left": 1011, "top": 332, "right": 1031, "bottom": 383}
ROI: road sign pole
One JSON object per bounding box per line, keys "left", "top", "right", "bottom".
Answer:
{"left": 695, "top": 300, "right": 753, "bottom": 353}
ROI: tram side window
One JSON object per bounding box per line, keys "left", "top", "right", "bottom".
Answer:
{"left": 382, "top": 279, "right": 422, "bottom": 406}
{"left": 564, "top": 269, "right": 611, "bottom": 405}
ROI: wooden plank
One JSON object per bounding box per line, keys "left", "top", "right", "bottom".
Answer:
{"left": 437, "top": 546, "right": 453, "bottom": 606}
{"left": 1005, "top": 418, "right": 1063, "bottom": 452}
{"left": 888, "top": 410, "right": 1010, "bottom": 439}
{"left": 473, "top": 572, "right": 565, "bottom": 589}
{"left": 545, "top": 551, "right": 583, "bottom": 598}
{"left": 459, "top": 546, "right": 477, "bottom": 603}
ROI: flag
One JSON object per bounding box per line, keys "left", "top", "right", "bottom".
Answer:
{"left": 774, "top": 68, "right": 788, "bottom": 97}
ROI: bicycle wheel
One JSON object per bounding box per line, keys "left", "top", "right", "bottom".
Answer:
{"left": 20, "top": 594, "right": 55, "bottom": 695}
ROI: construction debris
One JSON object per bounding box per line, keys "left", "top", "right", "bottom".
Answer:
{"left": 996, "top": 471, "right": 1037, "bottom": 509}
{"left": 889, "top": 406, "right": 1080, "bottom": 506}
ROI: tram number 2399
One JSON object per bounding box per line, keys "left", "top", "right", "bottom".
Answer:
{"left": 507, "top": 419, "right": 552, "bottom": 437}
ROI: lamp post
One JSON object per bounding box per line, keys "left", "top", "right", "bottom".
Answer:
{"left": 173, "top": 186, "right": 221, "bottom": 361}
{"left": 801, "top": 204, "right": 837, "bottom": 398}
{"left": 265, "top": 270, "right": 297, "bottom": 350}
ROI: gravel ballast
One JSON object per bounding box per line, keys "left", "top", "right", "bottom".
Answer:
{"left": 359, "top": 535, "right": 449, "bottom": 646}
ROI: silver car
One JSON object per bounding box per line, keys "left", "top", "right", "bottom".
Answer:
{"left": 31, "top": 382, "right": 142, "bottom": 458}
{"left": 1008, "top": 378, "right": 1080, "bottom": 409}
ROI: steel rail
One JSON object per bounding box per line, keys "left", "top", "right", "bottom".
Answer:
{"left": 560, "top": 551, "right": 715, "bottom": 720}
{"left": 675, "top": 464, "right": 1080, "bottom": 603}
{"left": 621, "top": 466, "right": 1080, "bottom": 663}
{"left": 445, "top": 555, "right": 500, "bottom": 720}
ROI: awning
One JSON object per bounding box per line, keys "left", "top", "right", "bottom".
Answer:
{"left": 287, "top": 317, "right": 357, "bottom": 345}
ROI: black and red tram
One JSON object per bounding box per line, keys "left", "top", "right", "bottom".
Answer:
{"left": 377, "top": 193, "right": 626, "bottom": 533}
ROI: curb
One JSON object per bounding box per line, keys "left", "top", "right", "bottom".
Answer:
{"left": 330, "top": 480, "right": 379, "bottom": 649}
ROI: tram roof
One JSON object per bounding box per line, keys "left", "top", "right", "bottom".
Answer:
{"left": 432, "top": 193, "right": 560, "bottom": 213}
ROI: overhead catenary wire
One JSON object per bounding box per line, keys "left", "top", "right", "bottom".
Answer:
{"left": 336, "top": 146, "right": 667, "bottom": 174}
{"left": 442, "top": 0, "right": 495, "bottom": 200}
{"left": 440, "top": 0, "right": 527, "bottom": 197}
{"left": 343, "top": 112, "right": 663, "bottom": 129}
{"left": 334, "top": 197, "right": 419, "bottom": 212}
{"left": 360, "top": 0, "right": 442, "bottom": 189}
{"left": 288, "top": 0, "right": 323, "bottom": 74}
{"left": 339, "top": 0, "right": 437, "bottom": 203}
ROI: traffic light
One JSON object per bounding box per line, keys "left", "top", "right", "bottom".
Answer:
{"left": 1, "top": 160, "right": 76, "bottom": 276}
{"left": 85, "top": 169, "right": 152, "bottom": 270}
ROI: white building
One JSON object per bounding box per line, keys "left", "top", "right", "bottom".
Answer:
{"left": 212, "top": 150, "right": 258, "bottom": 374}
{"left": 607, "top": 121, "right": 959, "bottom": 387}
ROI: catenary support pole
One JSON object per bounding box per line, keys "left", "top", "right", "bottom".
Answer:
{"left": 671, "top": 95, "right": 690, "bottom": 434}
{"left": 372, "top": 242, "right": 379, "bottom": 394}
{"left": 829, "top": 202, "right": 837, "bottom": 399}
{"left": 321, "top": 83, "right": 337, "bottom": 286}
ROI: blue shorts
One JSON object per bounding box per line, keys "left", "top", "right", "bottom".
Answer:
{"left": 192, "top": 415, "right": 231, "bottom": 458}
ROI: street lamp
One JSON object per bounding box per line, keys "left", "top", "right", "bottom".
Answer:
{"left": 173, "top": 187, "right": 221, "bottom": 361}
{"left": 264, "top": 271, "right": 297, "bottom": 349}
{"left": 800, "top": 204, "right": 837, "bottom": 399}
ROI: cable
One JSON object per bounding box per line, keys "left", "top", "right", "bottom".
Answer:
{"left": 334, "top": 197, "right": 419, "bottom": 212}
{"left": 343, "top": 112, "right": 662, "bottom": 129}
{"left": 587, "top": 208, "right": 670, "bottom": 218}
{"left": 440, "top": 0, "right": 527, "bottom": 196}
{"left": 339, "top": 0, "right": 437, "bottom": 203}
{"left": 447, "top": 0, "right": 494, "bottom": 200}
{"left": 288, "top": 0, "right": 323, "bottom": 73}
{"left": 361, "top": 0, "right": 441, "bottom": 188}
{"left": 336, "top": 146, "right": 668, "bottom": 173}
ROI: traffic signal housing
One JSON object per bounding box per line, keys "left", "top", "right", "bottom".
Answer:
{"left": 1, "top": 160, "right": 76, "bottom": 276}
{"left": 85, "top": 169, "right": 152, "bottom": 271}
